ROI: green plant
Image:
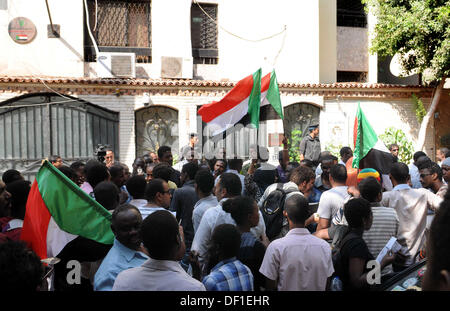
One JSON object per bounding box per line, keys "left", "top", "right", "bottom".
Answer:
{"left": 287, "top": 129, "right": 303, "bottom": 162}
{"left": 325, "top": 143, "right": 343, "bottom": 160}
{"left": 412, "top": 94, "right": 426, "bottom": 123}
{"left": 362, "top": 0, "right": 449, "bottom": 151}
{"left": 379, "top": 127, "right": 414, "bottom": 165}
{"left": 172, "top": 153, "right": 179, "bottom": 165}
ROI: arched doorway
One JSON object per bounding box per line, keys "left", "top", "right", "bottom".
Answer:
{"left": 283, "top": 103, "right": 321, "bottom": 161}
{"left": 135, "top": 106, "right": 179, "bottom": 158}
{"left": 0, "top": 93, "right": 119, "bottom": 180}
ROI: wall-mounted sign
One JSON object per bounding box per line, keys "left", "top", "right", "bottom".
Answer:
{"left": 8, "top": 17, "right": 37, "bottom": 44}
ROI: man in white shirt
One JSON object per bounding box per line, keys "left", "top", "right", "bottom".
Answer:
{"left": 138, "top": 178, "right": 175, "bottom": 219}
{"left": 259, "top": 194, "right": 334, "bottom": 291}
{"left": 192, "top": 169, "right": 218, "bottom": 233}
{"left": 418, "top": 161, "right": 448, "bottom": 199}
{"left": 126, "top": 175, "right": 148, "bottom": 214}
{"left": 315, "top": 164, "right": 351, "bottom": 241}
{"left": 191, "top": 173, "right": 266, "bottom": 265}
{"left": 381, "top": 162, "right": 443, "bottom": 267}
{"left": 226, "top": 158, "right": 245, "bottom": 195}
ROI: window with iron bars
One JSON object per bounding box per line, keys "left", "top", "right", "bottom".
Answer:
{"left": 84, "top": 0, "right": 152, "bottom": 63}
{"left": 337, "top": 0, "right": 367, "bottom": 28}
{"left": 191, "top": 3, "right": 218, "bottom": 65}
{"left": 337, "top": 71, "right": 368, "bottom": 82}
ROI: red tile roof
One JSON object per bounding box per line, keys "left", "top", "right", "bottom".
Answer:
{"left": 0, "top": 76, "right": 429, "bottom": 89}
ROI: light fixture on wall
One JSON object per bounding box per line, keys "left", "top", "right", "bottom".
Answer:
{"left": 143, "top": 92, "right": 152, "bottom": 106}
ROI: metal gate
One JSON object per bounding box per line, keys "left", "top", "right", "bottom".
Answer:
{"left": 0, "top": 93, "right": 119, "bottom": 180}
{"left": 135, "top": 106, "right": 179, "bottom": 159}
{"left": 283, "top": 103, "right": 321, "bottom": 140}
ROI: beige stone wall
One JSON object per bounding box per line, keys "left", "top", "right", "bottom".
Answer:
{"left": 0, "top": 0, "right": 84, "bottom": 77}
{"left": 0, "top": 87, "right": 435, "bottom": 167}
{"left": 321, "top": 98, "right": 435, "bottom": 164}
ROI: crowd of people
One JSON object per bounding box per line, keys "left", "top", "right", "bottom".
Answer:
{"left": 1, "top": 127, "right": 450, "bottom": 292}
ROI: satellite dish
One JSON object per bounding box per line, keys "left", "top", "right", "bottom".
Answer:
{"left": 389, "top": 52, "right": 417, "bottom": 77}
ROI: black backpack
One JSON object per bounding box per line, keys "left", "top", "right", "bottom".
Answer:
{"left": 260, "top": 183, "right": 297, "bottom": 240}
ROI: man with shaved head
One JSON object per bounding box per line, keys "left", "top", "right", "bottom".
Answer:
{"left": 259, "top": 194, "right": 334, "bottom": 291}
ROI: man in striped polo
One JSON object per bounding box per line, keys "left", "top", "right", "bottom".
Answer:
{"left": 359, "top": 174, "right": 400, "bottom": 276}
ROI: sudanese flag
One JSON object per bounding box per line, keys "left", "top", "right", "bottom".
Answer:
{"left": 352, "top": 103, "right": 394, "bottom": 174}
{"left": 198, "top": 69, "right": 284, "bottom": 136}
{"left": 20, "top": 160, "right": 114, "bottom": 259}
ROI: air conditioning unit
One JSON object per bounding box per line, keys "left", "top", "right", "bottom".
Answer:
{"left": 96, "top": 52, "right": 136, "bottom": 78}
{"left": 161, "top": 56, "right": 193, "bottom": 79}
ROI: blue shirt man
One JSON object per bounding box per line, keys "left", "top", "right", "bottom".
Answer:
{"left": 94, "top": 204, "right": 148, "bottom": 291}
{"left": 94, "top": 238, "right": 148, "bottom": 291}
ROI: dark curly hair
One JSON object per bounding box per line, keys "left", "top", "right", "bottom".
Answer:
{"left": 0, "top": 241, "right": 44, "bottom": 291}
{"left": 343, "top": 198, "right": 372, "bottom": 229}
{"left": 222, "top": 196, "right": 256, "bottom": 226}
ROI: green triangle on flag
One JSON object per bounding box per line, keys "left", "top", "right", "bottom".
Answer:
{"left": 266, "top": 70, "right": 283, "bottom": 120}
{"left": 247, "top": 68, "right": 262, "bottom": 128}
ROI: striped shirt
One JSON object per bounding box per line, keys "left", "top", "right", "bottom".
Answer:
{"left": 202, "top": 257, "right": 254, "bottom": 291}
{"left": 363, "top": 203, "right": 399, "bottom": 275}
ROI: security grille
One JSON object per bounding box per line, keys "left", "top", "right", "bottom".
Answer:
{"left": 191, "top": 3, "right": 218, "bottom": 64}
{"left": 0, "top": 94, "right": 119, "bottom": 181}
{"left": 337, "top": 0, "right": 367, "bottom": 28}
{"left": 197, "top": 107, "right": 264, "bottom": 161}
{"left": 84, "top": 0, "right": 152, "bottom": 63}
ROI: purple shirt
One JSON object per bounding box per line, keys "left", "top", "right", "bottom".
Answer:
{"left": 276, "top": 165, "right": 289, "bottom": 183}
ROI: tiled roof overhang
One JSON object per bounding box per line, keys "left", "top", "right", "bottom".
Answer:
{"left": 0, "top": 76, "right": 434, "bottom": 99}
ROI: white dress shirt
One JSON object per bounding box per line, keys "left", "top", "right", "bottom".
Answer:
{"left": 192, "top": 194, "right": 218, "bottom": 233}
{"left": 129, "top": 200, "right": 175, "bottom": 219}
{"left": 381, "top": 184, "right": 443, "bottom": 265}
{"left": 259, "top": 228, "right": 334, "bottom": 291}
{"left": 191, "top": 198, "right": 266, "bottom": 262}
{"left": 112, "top": 258, "right": 205, "bottom": 291}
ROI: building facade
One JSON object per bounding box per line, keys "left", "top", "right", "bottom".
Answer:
{"left": 0, "top": 0, "right": 442, "bottom": 177}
